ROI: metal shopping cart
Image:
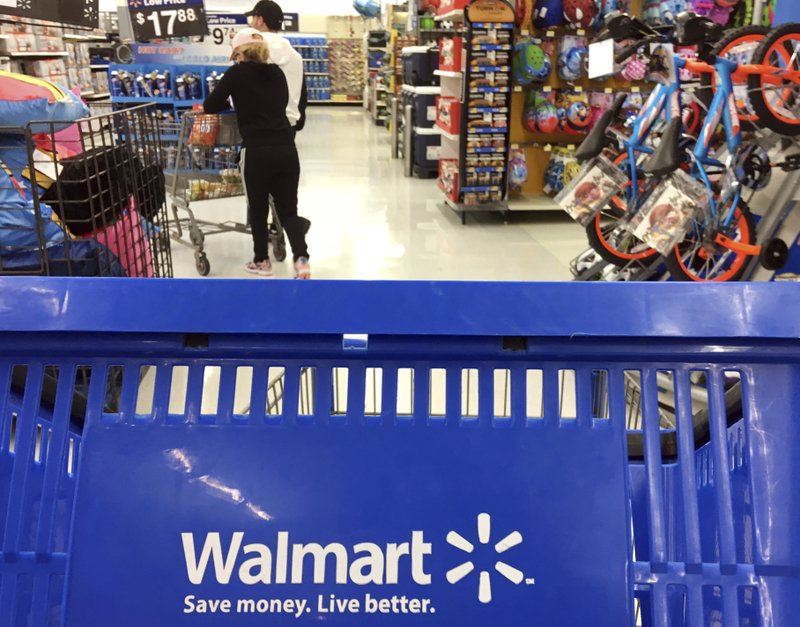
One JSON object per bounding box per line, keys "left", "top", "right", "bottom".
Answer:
{"left": 168, "top": 110, "right": 287, "bottom": 276}
{"left": 0, "top": 103, "right": 173, "bottom": 278}
{"left": 0, "top": 279, "right": 798, "bottom": 626}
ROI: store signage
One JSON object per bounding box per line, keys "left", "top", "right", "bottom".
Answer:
{"left": 64, "top": 421, "right": 630, "bottom": 624}
{"left": 282, "top": 12, "right": 299, "bottom": 32}
{"left": 131, "top": 42, "right": 230, "bottom": 66}
{"left": 465, "top": 0, "right": 515, "bottom": 23}
{"left": 207, "top": 13, "right": 247, "bottom": 46}
{"left": 128, "top": 0, "right": 209, "bottom": 42}
{"left": 205, "top": 12, "right": 297, "bottom": 46}
{"left": 0, "top": 0, "right": 99, "bottom": 28}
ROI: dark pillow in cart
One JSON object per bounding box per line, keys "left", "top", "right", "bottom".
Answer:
{"left": 41, "top": 147, "right": 165, "bottom": 235}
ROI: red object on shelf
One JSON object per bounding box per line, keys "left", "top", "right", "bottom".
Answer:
{"left": 438, "top": 158, "right": 460, "bottom": 202}
{"left": 436, "top": 96, "right": 461, "bottom": 135}
{"left": 439, "top": 36, "right": 464, "bottom": 72}
{"left": 437, "top": 0, "right": 469, "bottom": 15}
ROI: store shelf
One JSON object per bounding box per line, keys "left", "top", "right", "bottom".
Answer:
{"left": 84, "top": 92, "right": 111, "bottom": 100}
{"left": 468, "top": 127, "right": 508, "bottom": 134}
{"left": 90, "top": 64, "right": 109, "bottom": 70}
{"left": 472, "top": 44, "right": 512, "bottom": 51}
{"left": 306, "top": 73, "right": 329, "bottom": 76}
{"left": 295, "top": 45, "right": 328, "bottom": 49}
{"left": 436, "top": 124, "right": 459, "bottom": 142}
{"left": 414, "top": 126, "right": 442, "bottom": 136}
{"left": 309, "top": 100, "right": 363, "bottom": 105}
{"left": 402, "top": 85, "right": 441, "bottom": 95}
{"left": 111, "top": 96, "right": 174, "bottom": 104}
{"left": 507, "top": 193, "right": 560, "bottom": 212}
{"left": 444, "top": 197, "right": 508, "bottom": 212}
{"left": 435, "top": 9, "right": 465, "bottom": 22}
{"left": 434, "top": 69, "right": 462, "bottom": 78}
{"left": 7, "top": 51, "right": 70, "bottom": 58}
{"left": 64, "top": 33, "right": 107, "bottom": 42}
{"left": 174, "top": 100, "right": 203, "bottom": 107}
{"left": 473, "top": 65, "right": 511, "bottom": 72}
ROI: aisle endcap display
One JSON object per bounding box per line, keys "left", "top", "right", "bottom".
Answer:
{"left": 435, "top": 1, "right": 515, "bottom": 218}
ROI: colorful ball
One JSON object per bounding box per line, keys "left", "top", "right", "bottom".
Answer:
{"left": 523, "top": 106, "right": 539, "bottom": 132}
{"left": 535, "top": 100, "right": 560, "bottom": 133}
{"left": 564, "top": 0, "right": 598, "bottom": 28}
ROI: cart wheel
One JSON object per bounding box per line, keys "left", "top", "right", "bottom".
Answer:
{"left": 273, "top": 236, "right": 287, "bottom": 263}
{"left": 189, "top": 226, "right": 205, "bottom": 247}
{"left": 760, "top": 238, "right": 790, "bottom": 271}
{"left": 154, "top": 231, "right": 170, "bottom": 253}
{"left": 195, "top": 253, "right": 211, "bottom": 276}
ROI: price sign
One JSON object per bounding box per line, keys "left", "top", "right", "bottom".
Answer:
{"left": 128, "top": 0, "right": 209, "bottom": 42}
{"left": 207, "top": 13, "right": 247, "bottom": 46}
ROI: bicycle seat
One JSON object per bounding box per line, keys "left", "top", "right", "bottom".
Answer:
{"left": 675, "top": 11, "right": 723, "bottom": 46}
{"left": 644, "top": 117, "right": 684, "bottom": 177}
{"left": 575, "top": 94, "right": 627, "bottom": 163}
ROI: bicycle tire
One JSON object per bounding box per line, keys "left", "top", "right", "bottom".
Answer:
{"left": 586, "top": 206, "right": 659, "bottom": 267}
{"left": 584, "top": 153, "right": 659, "bottom": 266}
{"left": 665, "top": 205, "right": 756, "bottom": 282}
{"left": 698, "top": 25, "right": 768, "bottom": 131}
{"left": 747, "top": 23, "right": 800, "bottom": 136}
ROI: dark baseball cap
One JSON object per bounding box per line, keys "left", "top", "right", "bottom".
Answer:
{"left": 246, "top": 1, "right": 284, "bottom": 31}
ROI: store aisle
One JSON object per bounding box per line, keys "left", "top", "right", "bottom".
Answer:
{"left": 170, "top": 108, "right": 587, "bottom": 280}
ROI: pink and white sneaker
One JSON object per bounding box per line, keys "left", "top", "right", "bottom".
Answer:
{"left": 294, "top": 257, "right": 311, "bottom": 280}
{"left": 245, "top": 260, "right": 273, "bottom": 277}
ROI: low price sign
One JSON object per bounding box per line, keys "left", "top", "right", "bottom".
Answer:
{"left": 128, "top": 0, "right": 209, "bottom": 41}
{"left": 206, "top": 14, "right": 247, "bottom": 46}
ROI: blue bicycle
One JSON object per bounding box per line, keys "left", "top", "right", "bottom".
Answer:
{"left": 576, "top": 12, "right": 790, "bottom": 281}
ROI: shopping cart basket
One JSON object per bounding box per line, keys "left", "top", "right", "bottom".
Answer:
{"left": 0, "top": 103, "right": 172, "bottom": 278}
{"left": 0, "top": 279, "right": 797, "bottom": 626}
{"left": 169, "top": 111, "right": 287, "bottom": 276}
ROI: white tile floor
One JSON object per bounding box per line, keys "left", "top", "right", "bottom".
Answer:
{"left": 170, "top": 107, "right": 587, "bottom": 281}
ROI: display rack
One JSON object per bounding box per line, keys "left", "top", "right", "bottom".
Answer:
{"left": 436, "top": 3, "right": 514, "bottom": 224}
{"left": 286, "top": 35, "right": 331, "bottom": 103}
{"left": 0, "top": 15, "right": 115, "bottom": 101}
{"left": 367, "top": 44, "right": 389, "bottom": 124}
{"left": 328, "top": 38, "right": 365, "bottom": 103}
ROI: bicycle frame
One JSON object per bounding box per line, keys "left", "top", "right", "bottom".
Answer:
{"left": 618, "top": 57, "right": 684, "bottom": 212}
{"left": 684, "top": 56, "right": 742, "bottom": 228}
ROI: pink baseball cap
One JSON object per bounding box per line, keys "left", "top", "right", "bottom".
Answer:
{"left": 230, "top": 27, "right": 265, "bottom": 59}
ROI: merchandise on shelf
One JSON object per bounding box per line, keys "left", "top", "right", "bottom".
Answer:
{"left": 513, "top": 38, "right": 553, "bottom": 85}
{"left": 392, "top": 35, "right": 418, "bottom": 93}
{"left": 438, "top": 158, "right": 460, "bottom": 201}
{"left": 508, "top": 146, "right": 529, "bottom": 192}
{"left": 437, "top": 0, "right": 469, "bottom": 16}
{"left": 439, "top": 37, "right": 464, "bottom": 72}
{"left": 402, "top": 46, "right": 439, "bottom": 86}
{"left": 412, "top": 91, "right": 439, "bottom": 129}
{"left": 437, "top": 96, "right": 461, "bottom": 134}
{"left": 286, "top": 35, "right": 331, "bottom": 101}
{"left": 533, "top": 0, "right": 565, "bottom": 29}
{"left": 437, "top": 16, "right": 514, "bottom": 207}
{"left": 329, "top": 38, "right": 364, "bottom": 99}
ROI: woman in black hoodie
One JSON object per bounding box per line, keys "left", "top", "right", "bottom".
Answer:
{"left": 204, "top": 28, "right": 311, "bottom": 279}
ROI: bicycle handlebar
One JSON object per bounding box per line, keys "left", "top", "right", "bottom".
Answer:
{"left": 615, "top": 35, "right": 661, "bottom": 64}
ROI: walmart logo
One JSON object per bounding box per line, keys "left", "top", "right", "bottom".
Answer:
{"left": 446, "top": 513, "right": 530, "bottom": 604}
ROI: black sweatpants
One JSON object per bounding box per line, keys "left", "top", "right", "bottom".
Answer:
{"left": 240, "top": 143, "right": 309, "bottom": 262}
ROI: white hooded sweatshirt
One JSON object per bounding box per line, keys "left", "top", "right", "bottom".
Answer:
{"left": 261, "top": 31, "right": 304, "bottom": 127}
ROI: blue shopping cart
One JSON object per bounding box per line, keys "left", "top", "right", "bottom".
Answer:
{"left": 0, "top": 278, "right": 797, "bottom": 626}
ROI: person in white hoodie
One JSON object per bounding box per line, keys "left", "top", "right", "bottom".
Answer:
{"left": 245, "top": 1, "right": 307, "bottom": 131}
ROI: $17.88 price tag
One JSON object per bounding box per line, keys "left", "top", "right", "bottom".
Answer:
{"left": 128, "top": 0, "right": 209, "bottom": 41}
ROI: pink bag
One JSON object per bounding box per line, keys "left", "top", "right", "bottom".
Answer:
{"left": 85, "top": 200, "right": 154, "bottom": 277}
